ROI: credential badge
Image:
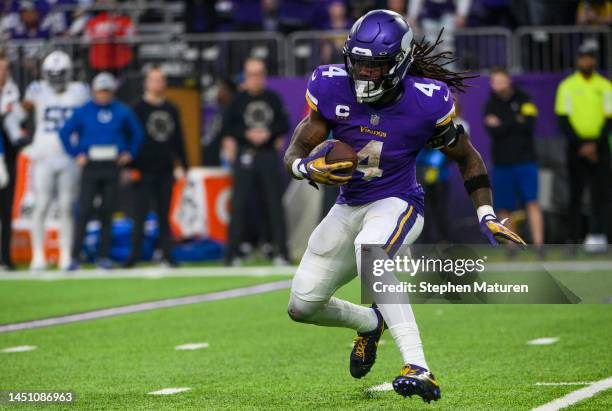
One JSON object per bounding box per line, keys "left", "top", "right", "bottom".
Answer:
{"left": 370, "top": 114, "right": 380, "bottom": 126}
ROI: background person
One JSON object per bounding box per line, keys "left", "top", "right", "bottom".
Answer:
{"left": 483, "top": 67, "right": 544, "bottom": 248}
{"left": 0, "top": 54, "right": 21, "bottom": 271}
{"left": 407, "top": 0, "right": 472, "bottom": 62}
{"left": 6, "top": 51, "right": 89, "bottom": 271}
{"left": 221, "top": 58, "right": 290, "bottom": 266}
{"left": 125, "top": 67, "right": 188, "bottom": 268}
{"left": 555, "top": 42, "right": 612, "bottom": 250}
{"left": 202, "top": 78, "right": 237, "bottom": 166}
{"left": 60, "top": 72, "right": 143, "bottom": 270}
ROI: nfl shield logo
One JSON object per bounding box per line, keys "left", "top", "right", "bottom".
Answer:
{"left": 370, "top": 114, "right": 380, "bottom": 126}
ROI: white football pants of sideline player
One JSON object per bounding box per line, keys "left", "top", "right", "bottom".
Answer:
{"left": 30, "top": 155, "right": 79, "bottom": 270}
{"left": 288, "top": 196, "right": 429, "bottom": 369}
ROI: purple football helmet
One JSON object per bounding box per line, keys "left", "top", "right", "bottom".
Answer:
{"left": 343, "top": 10, "right": 414, "bottom": 103}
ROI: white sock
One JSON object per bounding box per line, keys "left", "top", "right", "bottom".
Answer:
{"left": 30, "top": 199, "right": 50, "bottom": 265}
{"left": 325, "top": 297, "right": 379, "bottom": 332}
{"left": 58, "top": 195, "right": 74, "bottom": 269}
{"left": 378, "top": 303, "right": 429, "bottom": 369}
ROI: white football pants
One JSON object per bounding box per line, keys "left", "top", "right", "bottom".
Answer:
{"left": 30, "top": 155, "right": 79, "bottom": 269}
{"left": 288, "top": 196, "right": 429, "bottom": 369}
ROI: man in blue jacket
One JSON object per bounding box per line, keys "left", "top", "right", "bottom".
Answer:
{"left": 60, "top": 72, "right": 144, "bottom": 269}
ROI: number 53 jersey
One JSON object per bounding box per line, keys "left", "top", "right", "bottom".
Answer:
{"left": 25, "top": 80, "right": 90, "bottom": 160}
{"left": 306, "top": 64, "right": 455, "bottom": 213}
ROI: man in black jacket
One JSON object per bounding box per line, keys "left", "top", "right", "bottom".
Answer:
{"left": 0, "top": 56, "right": 22, "bottom": 270}
{"left": 483, "top": 67, "right": 544, "bottom": 247}
{"left": 221, "top": 58, "right": 290, "bottom": 265}
{"left": 126, "top": 68, "right": 188, "bottom": 267}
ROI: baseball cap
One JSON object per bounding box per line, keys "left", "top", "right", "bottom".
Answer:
{"left": 92, "top": 72, "right": 117, "bottom": 92}
{"left": 577, "top": 39, "right": 599, "bottom": 57}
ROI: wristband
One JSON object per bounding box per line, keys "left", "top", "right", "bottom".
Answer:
{"left": 291, "top": 158, "right": 304, "bottom": 179}
{"left": 477, "top": 205, "right": 495, "bottom": 222}
{"left": 464, "top": 174, "right": 491, "bottom": 195}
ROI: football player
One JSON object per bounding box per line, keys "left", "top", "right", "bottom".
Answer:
{"left": 6, "top": 51, "right": 89, "bottom": 270}
{"left": 284, "top": 10, "right": 526, "bottom": 403}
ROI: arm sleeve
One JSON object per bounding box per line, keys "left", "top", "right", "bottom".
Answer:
{"left": 305, "top": 68, "right": 324, "bottom": 115}
{"left": 3, "top": 103, "right": 27, "bottom": 144}
{"left": 554, "top": 80, "right": 570, "bottom": 116}
{"left": 59, "top": 109, "right": 82, "bottom": 157}
{"left": 483, "top": 102, "right": 505, "bottom": 139}
{"left": 599, "top": 81, "right": 612, "bottom": 140}
{"left": 603, "top": 81, "right": 612, "bottom": 118}
{"left": 270, "top": 93, "right": 290, "bottom": 138}
{"left": 125, "top": 109, "right": 145, "bottom": 157}
{"left": 220, "top": 99, "right": 243, "bottom": 142}
{"left": 518, "top": 99, "right": 538, "bottom": 134}
{"left": 425, "top": 83, "right": 458, "bottom": 149}
{"left": 24, "top": 81, "right": 40, "bottom": 102}
{"left": 557, "top": 115, "right": 580, "bottom": 144}
{"left": 172, "top": 106, "right": 188, "bottom": 169}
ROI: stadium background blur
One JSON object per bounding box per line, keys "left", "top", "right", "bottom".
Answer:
{"left": 0, "top": 0, "right": 611, "bottom": 268}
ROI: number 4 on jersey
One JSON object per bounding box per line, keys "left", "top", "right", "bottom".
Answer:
{"left": 322, "top": 66, "right": 348, "bottom": 78}
{"left": 414, "top": 82, "right": 441, "bottom": 97}
{"left": 357, "top": 140, "right": 383, "bottom": 181}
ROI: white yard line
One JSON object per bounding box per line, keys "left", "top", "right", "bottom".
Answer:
{"left": 532, "top": 377, "right": 612, "bottom": 411}
{"left": 148, "top": 387, "right": 191, "bottom": 395}
{"left": 0, "top": 280, "right": 292, "bottom": 334}
{"left": 527, "top": 337, "right": 559, "bottom": 346}
{"left": 1, "top": 345, "right": 37, "bottom": 353}
{"left": 175, "top": 343, "right": 209, "bottom": 351}
{"left": 0, "top": 265, "right": 297, "bottom": 281}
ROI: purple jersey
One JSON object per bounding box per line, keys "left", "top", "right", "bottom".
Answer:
{"left": 305, "top": 64, "right": 455, "bottom": 212}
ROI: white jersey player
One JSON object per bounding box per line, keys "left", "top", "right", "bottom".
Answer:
{"left": 10, "top": 51, "right": 89, "bottom": 270}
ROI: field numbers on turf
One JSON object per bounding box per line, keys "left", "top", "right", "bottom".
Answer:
{"left": 414, "top": 82, "right": 441, "bottom": 97}
{"left": 357, "top": 140, "right": 384, "bottom": 180}
{"left": 322, "top": 66, "right": 347, "bottom": 78}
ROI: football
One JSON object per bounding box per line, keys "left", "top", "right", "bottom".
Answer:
{"left": 312, "top": 139, "right": 358, "bottom": 175}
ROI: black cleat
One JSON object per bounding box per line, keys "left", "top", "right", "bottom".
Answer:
{"left": 349, "top": 305, "right": 385, "bottom": 378}
{"left": 392, "top": 364, "right": 441, "bottom": 403}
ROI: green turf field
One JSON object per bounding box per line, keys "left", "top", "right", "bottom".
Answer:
{"left": 0, "top": 271, "right": 610, "bottom": 410}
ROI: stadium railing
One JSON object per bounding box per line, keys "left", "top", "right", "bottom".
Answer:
{"left": 285, "top": 27, "right": 514, "bottom": 76}
{"left": 3, "top": 25, "right": 610, "bottom": 92}
{"left": 514, "top": 25, "right": 611, "bottom": 73}
{"left": 454, "top": 27, "right": 513, "bottom": 72}
{"left": 53, "top": 1, "right": 180, "bottom": 26}
{"left": 4, "top": 31, "right": 285, "bottom": 101}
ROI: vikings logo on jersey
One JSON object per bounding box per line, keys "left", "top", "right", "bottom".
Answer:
{"left": 305, "top": 64, "right": 455, "bottom": 213}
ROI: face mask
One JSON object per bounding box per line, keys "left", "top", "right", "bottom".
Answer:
{"left": 579, "top": 67, "right": 594, "bottom": 76}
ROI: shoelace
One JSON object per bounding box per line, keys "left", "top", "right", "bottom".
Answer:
{"left": 400, "top": 365, "right": 418, "bottom": 376}
{"left": 353, "top": 336, "right": 367, "bottom": 359}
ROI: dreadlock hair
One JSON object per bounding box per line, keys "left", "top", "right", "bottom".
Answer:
{"left": 408, "top": 28, "right": 478, "bottom": 93}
